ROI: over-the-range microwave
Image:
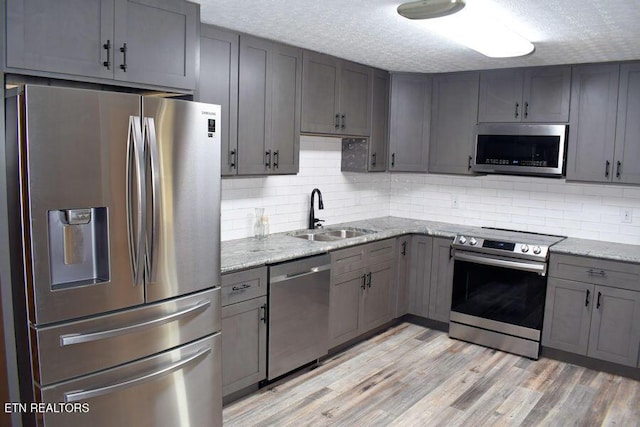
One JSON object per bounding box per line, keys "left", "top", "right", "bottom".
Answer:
{"left": 472, "top": 124, "right": 568, "bottom": 177}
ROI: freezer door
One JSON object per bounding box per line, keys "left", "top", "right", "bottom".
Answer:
{"left": 38, "top": 333, "right": 222, "bottom": 427}
{"left": 142, "top": 98, "right": 221, "bottom": 302}
{"left": 19, "top": 86, "right": 144, "bottom": 325}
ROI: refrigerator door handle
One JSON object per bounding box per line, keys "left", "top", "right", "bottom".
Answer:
{"left": 63, "top": 345, "right": 212, "bottom": 402}
{"left": 144, "top": 117, "right": 160, "bottom": 284}
{"left": 126, "top": 116, "right": 146, "bottom": 287}
{"left": 59, "top": 299, "right": 211, "bottom": 346}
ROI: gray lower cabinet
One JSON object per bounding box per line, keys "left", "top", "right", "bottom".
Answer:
{"left": 6, "top": 0, "right": 198, "bottom": 90}
{"left": 238, "top": 35, "right": 301, "bottom": 175}
{"left": 478, "top": 66, "right": 570, "bottom": 123}
{"left": 329, "top": 239, "right": 396, "bottom": 348}
{"left": 221, "top": 267, "right": 268, "bottom": 397}
{"left": 408, "top": 235, "right": 432, "bottom": 317}
{"left": 543, "top": 255, "right": 640, "bottom": 367}
{"left": 388, "top": 73, "right": 431, "bottom": 172}
{"left": 394, "top": 237, "right": 411, "bottom": 317}
{"left": 428, "top": 237, "right": 455, "bottom": 323}
{"left": 368, "top": 69, "right": 389, "bottom": 171}
{"left": 301, "top": 51, "right": 372, "bottom": 136}
{"left": 199, "top": 25, "right": 239, "bottom": 176}
{"left": 429, "top": 72, "right": 479, "bottom": 175}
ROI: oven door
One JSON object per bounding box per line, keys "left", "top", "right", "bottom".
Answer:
{"left": 451, "top": 250, "right": 548, "bottom": 338}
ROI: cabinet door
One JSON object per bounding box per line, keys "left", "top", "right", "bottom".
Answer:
{"left": 270, "top": 43, "right": 302, "bottom": 174}
{"left": 339, "top": 61, "right": 372, "bottom": 136}
{"left": 221, "top": 296, "right": 267, "bottom": 396}
{"left": 428, "top": 237, "right": 455, "bottom": 323}
{"left": 329, "top": 269, "right": 365, "bottom": 348}
{"left": 301, "top": 51, "right": 340, "bottom": 134}
{"left": 362, "top": 260, "right": 395, "bottom": 331}
{"left": 523, "top": 66, "right": 571, "bottom": 123}
{"left": 429, "top": 72, "right": 479, "bottom": 175}
{"left": 566, "top": 64, "right": 619, "bottom": 182}
{"left": 369, "top": 69, "right": 389, "bottom": 172}
{"left": 395, "top": 237, "right": 411, "bottom": 317}
{"left": 588, "top": 286, "right": 640, "bottom": 367}
{"left": 6, "top": 0, "right": 115, "bottom": 79}
{"left": 114, "top": 0, "right": 197, "bottom": 89}
{"left": 408, "top": 235, "right": 432, "bottom": 317}
{"left": 541, "top": 278, "right": 593, "bottom": 355}
{"left": 237, "top": 36, "right": 271, "bottom": 175}
{"left": 614, "top": 62, "right": 640, "bottom": 184}
{"left": 478, "top": 69, "right": 523, "bottom": 123}
{"left": 388, "top": 74, "right": 431, "bottom": 172}
{"left": 199, "top": 26, "right": 239, "bottom": 176}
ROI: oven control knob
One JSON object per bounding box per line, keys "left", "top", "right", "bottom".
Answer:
{"left": 533, "top": 246, "right": 542, "bottom": 255}
{"left": 469, "top": 237, "right": 477, "bottom": 246}
{"left": 458, "top": 236, "right": 467, "bottom": 244}
{"left": 521, "top": 244, "right": 529, "bottom": 253}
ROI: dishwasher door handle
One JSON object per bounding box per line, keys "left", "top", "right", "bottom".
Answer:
{"left": 270, "top": 264, "right": 331, "bottom": 284}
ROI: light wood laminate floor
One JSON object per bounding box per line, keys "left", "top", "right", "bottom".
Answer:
{"left": 223, "top": 323, "right": 640, "bottom": 426}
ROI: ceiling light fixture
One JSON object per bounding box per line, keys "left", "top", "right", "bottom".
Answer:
{"left": 397, "top": 0, "right": 535, "bottom": 58}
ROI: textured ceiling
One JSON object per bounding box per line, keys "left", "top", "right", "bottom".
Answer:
{"left": 197, "top": 0, "right": 640, "bottom": 73}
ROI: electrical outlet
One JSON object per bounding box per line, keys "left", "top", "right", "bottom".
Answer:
{"left": 622, "top": 208, "right": 633, "bottom": 224}
{"left": 452, "top": 195, "right": 459, "bottom": 209}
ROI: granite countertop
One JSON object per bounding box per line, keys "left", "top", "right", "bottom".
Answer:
{"left": 221, "top": 216, "right": 640, "bottom": 273}
{"left": 221, "top": 216, "right": 472, "bottom": 273}
{"left": 549, "top": 238, "right": 640, "bottom": 264}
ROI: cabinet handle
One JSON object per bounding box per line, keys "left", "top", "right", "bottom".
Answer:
{"left": 401, "top": 241, "right": 407, "bottom": 256}
{"left": 119, "top": 43, "right": 128, "bottom": 72}
{"left": 524, "top": 102, "right": 529, "bottom": 118}
{"left": 265, "top": 150, "right": 272, "bottom": 168}
{"left": 335, "top": 114, "right": 340, "bottom": 129}
{"left": 515, "top": 102, "right": 519, "bottom": 119}
{"left": 103, "top": 40, "right": 111, "bottom": 70}
{"left": 605, "top": 160, "right": 610, "bottom": 178}
{"left": 229, "top": 149, "right": 236, "bottom": 169}
{"left": 260, "top": 304, "right": 268, "bottom": 324}
{"left": 596, "top": 291, "right": 602, "bottom": 309}
{"left": 273, "top": 150, "right": 279, "bottom": 169}
{"left": 587, "top": 269, "right": 606, "bottom": 277}
{"left": 616, "top": 160, "right": 622, "bottom": 178}
{"left": 391, "top": 153, "right": 395, "bottom": 168}
{"left": 341, "top": 114, "right": 346, "bottom": 129}
{"left": 361, "top": 274, "right": 367, "bottom": 290}
{"left": 371, "top": 152, "right": 377, "bottom": 167}
{"left": 366, "top": 272, "right": 372, "bottom": 288}
{"left": 231, "top": 283, "right": 251, "bottom": 292}
{"left": 585, "top": 289, "right": 590, "bottom": 307}
{"left": 449, "top": 245, "right": 453, "bottom": 259}
{"left": 468, "top": 155, "right": 473, "bottom": 171}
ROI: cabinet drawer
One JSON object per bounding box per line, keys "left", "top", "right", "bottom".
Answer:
{"left": 221, "top": 267, "right": 267, "bottom": 306}
{"left": 331, "top": 245, "right": 367, "bottom": 277}
{"left": 549, "top": 254, "right": 640, "bottom": 291}
{"left": 367, "top": 238, "right": 396, "bottom": 263}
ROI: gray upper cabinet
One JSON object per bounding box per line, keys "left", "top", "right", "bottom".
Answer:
{"left": 428, "top": 237, "right": 454, "bottom": 323}
{"left": 429, "top": 72, "right": 479, "bottom": 175}
{"left": 368, "top": 69, "right": 389, "bottom": 171}
{"left": 478, "top": 66, "right": 570, "bottom": 123}
{"left": 613, "top": 62, "right": 640, "bottom": 184}
{"left": 7, "top": 0, "right": 198, "bottom": 90}
{"left": 566, "top": 63, "right": 620, "bottom": 183}
{"left": 388, "top": 73, "right": 431, "bottom": 172}
{"left": 237, "top": 36, "right": 301, "bottom": 175}
{"left": 199, "top": 25, "right": 239, "bottom": 176}
{"left": 301, "top": 51, "right": 372, "bottom": 136}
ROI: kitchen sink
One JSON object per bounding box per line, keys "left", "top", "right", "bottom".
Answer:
{"left": 291, "top": 228, "right": 375, "bottom": 241}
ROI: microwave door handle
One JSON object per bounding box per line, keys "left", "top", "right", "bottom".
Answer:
{"left": 454, "top": 251, "right": 546, "bottom": 275}
{"left": 144, "top": 117, "right": 160, "bottom": 284}
{"left": 126, "top": 116, "right": 146, "bottom": 286}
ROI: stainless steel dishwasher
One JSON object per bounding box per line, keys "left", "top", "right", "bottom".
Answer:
{"left": 268, "top": 254, "right": 331, "bottom": 380}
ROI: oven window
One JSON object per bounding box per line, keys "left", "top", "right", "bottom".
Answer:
{"left": 451, "top": 260, "right": 547, "bottom": 330}
{"left": 476, "top": 134, "right": 560, "bottom": 167}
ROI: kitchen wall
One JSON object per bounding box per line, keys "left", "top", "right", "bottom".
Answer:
{"left": 221, "top": 136, "right": 390, "bottom": 241}
{"left": 222, "top": 137, "right": 640, "bottom": 245}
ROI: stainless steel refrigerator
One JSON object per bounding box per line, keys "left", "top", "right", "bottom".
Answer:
{"left": 5, "top": 85, "right": 222, "bottom": 427}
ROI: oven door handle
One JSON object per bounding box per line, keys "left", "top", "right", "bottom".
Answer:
{"left": 454, "top": 251, "right": 547, "bottom": 276}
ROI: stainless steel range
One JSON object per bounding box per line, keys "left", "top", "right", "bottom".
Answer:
{"left": 449, "top": 228, "right": 566, "bottom": 359}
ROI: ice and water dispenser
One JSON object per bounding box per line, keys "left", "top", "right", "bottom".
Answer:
{"left": 48, "top": 207, "right": 110, "bottom": 290}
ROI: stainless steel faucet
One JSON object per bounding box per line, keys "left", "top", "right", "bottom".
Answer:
{"left": 308, "top": 188, "right": 324, "bottom": 229}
